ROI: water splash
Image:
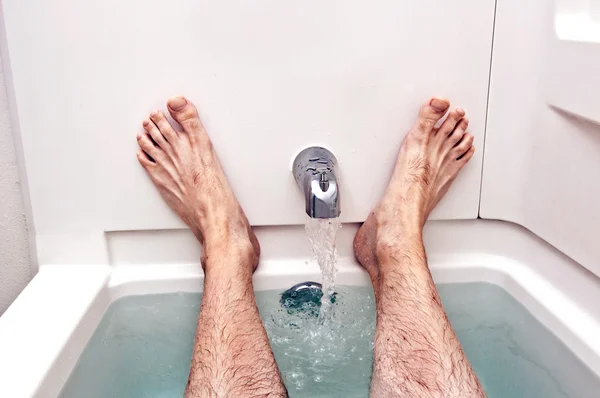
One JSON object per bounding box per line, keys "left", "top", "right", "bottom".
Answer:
{"left": 264, "top": 287, "right": 376, "bottom": 395}
{"left": 304, "top": 217, "right": 342, "bottom": 321}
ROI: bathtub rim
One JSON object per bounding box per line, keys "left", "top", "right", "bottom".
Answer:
{"left": 1, "top": 220, "right": 600, "bottom": 398}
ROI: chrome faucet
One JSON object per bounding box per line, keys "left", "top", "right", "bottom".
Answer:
{"left": 293, "top": 146, "right": 340, "bottom": 219}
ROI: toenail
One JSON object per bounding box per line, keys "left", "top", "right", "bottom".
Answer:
{"left": 430, "top": 98, "right": 449, "bottom": 112}
{"left": 168, "top": 96, "right": 187, "bottom": 111}
{"left": 150, "top": 110, "right": 159, "bottom": 117}
{"left": 456, "top": 107, "right": 465, "bottom": 116}
{"left": 136, "top": 133, "right": 142, "bottom": 140}
{"left": 142, "top": 120, "right": 149, "bottom": 126}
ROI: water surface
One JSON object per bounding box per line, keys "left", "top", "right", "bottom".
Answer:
{"left": 60, "top": 283, "right": 599, "bottom": 398}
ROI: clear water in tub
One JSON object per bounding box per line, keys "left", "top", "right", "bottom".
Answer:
{"left": 60, "top": 283, "right": 600, "bottom": 398}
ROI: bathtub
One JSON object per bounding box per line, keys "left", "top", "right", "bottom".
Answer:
{"left": 1, "top": 220, "right": 600, "bottom": 397}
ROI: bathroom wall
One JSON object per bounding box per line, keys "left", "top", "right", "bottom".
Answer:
{"left": 481, "top": 0, "right": 600, "bottom": 277}
{"left": 0, "top": 0, "right": 496, "bottom": 266}
{"left": 0, "top": 51, "right": 31, "bottom": 315}
{"left": 4, "top": 0, "right": 599, "bottom": 286}
{"left": 2, "top": 0, "right": 600, "bottom": 317}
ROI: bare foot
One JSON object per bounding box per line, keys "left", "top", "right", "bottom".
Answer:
{"left": 354, "top": 97, "right": 475, "bottom": 283}
{"left": 136, "top": 96, "right": 259, "bottom": 272}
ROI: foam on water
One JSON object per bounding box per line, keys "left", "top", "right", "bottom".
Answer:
{"left": 60, "top": 283, "right": 600, "bottom": 398}
{"left": 304, "top": 217, "right": 342, "bottom": 321}
{"left": 259, "top": 286, "right": 375, "bottom": 396}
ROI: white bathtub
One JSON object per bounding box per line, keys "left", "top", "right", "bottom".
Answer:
{"left": 1, "top": 220, "right": 600, "bottom": 397}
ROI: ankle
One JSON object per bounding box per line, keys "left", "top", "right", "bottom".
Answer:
{"left": 375, "top": 229, "right": 424, "bottom": 266}
{"left": 201, "top": 225, "right": 256, "bottom": 264}
{"left": 192, "top": 209, "right": 250, "bottom": 246}
{"left": 204, "top": 233, "right": 255, "bottom": 257}
{"left": 374, "top": 201, "right": 423, "bottom": 232}
{"left": 203, "top": 244, "right": 256, "bottom": 278}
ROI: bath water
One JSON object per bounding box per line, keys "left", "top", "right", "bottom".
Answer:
{"left": 304, "top": 217, "right": 342, "bottom": 321}
{"left": 60, "top": 283, "right": 600, "bottom": 398}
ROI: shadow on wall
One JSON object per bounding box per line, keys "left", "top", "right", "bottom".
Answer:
{"left": 0, "top": 51, "right": 31, "bottom": 315}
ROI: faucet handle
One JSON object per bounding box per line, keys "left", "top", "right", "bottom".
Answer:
{"left": 319, "top": 172, "right": 330, "bottom": 192}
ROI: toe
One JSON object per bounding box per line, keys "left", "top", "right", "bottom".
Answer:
{"left": 437, "top": 107, "right": 465, "bottom": 137}
{"left": 149, "top": 110, "right": 178, "bottom": 141}
{"left": 412, "top": 97, "right": 451, "bottom": 135}
{"left": 167, "top": 96, "right": 204, "bottom": 136}
{"left": 447, "top": 118, "right": 469, "bottom": 147}
{"left": 143, "top": 119, "right": 170, "bottom": 151}
{"left": 452, "top": 133, "right": 474, "bottom": 159}
{"left": 136, "top": 149, "right": 154, "bottom": 168}
{"left": 137, "top": 132, "right": 161, "bottom": 160}
{"left": 458, "top": 146, "right": 475, "bottom": 164}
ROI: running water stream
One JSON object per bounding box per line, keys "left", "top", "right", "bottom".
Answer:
{"left": 304, "top": 217, "right": 342, "bottom": 321}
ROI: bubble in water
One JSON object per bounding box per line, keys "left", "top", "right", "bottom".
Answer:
{"left": 262, "top": 286, "right": 376, "bottom": 397}
{"left": 285, "top": 368, "right": 307, "bottom": 390}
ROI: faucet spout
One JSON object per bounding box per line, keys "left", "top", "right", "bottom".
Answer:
{"left": 293, "top": 147, "right": 340, "bottom": 219}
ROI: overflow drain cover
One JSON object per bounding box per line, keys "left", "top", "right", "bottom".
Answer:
{"left": 280, "top": 282, "right": 336, "bottom": 317}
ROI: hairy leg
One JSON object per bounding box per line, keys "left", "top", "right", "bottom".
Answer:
{"left": 354, "top": 97, "right": 484, "bottom": 397}
{"left": 136, "top": 96, "right": 287, "bottom": 397}
{"left": 188, "top": 247, "right": 287, "bottom": 397}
